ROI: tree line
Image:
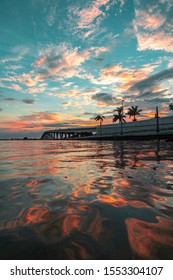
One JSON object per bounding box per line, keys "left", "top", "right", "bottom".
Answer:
{"left": 95, "top": 103, "right": 173, "bottom": 130}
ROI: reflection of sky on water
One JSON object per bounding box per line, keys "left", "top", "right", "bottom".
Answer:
{"left": 126, "top": 216, "right": 173, "bottom": 259}
{"left": 0, "top": 140, "right": 173, "bottom": 259}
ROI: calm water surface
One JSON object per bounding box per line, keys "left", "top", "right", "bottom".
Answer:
{"left": 0, "top": 140, "right": 173, "bottom": 259}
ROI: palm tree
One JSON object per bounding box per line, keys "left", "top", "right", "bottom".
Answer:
{"left": 169, "top": 103, "right": 173, "bottom": 111}
{"left": 126, "top": 106, "right": 142, "bottom": 121}
{"left": 113, "top": 110, "right": 126, "bottom": 123}
{"left": 114, "top": 106, "right": 123, "bottom": 113}
{"left": 95, "top": 115, "right": 105, "bottom": 136}
{"left": 113, "top": 107, "right": 126, "bottom": 135}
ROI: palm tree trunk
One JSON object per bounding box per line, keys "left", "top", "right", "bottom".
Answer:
{"left": 156, "top": 106, "right": 159, "bottom": 133}
{"left": 120, "top": 119, "right": 123, "bottom": 135}
{"left": 100, "top": 120, "right": 102, "bottom": 136}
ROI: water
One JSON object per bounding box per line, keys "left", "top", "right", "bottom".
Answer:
{"left": 0, "top": 140, "right": 173, "bottom": 260}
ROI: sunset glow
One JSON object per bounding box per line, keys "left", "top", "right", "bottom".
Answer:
{"left": 0, "top": 0, "right": 173, "bottom": 138}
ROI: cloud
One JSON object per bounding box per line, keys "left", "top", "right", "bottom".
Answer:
{"left": 76, "top": 0, "right": 126, "bottom": 31}
{"left": 66, "top": 1, "right": 106, "bottom": 39}
{"left": 0, "top": 56, "right": 22, "bottom": 64}
{"left": 22, "top": 99, "right": 35, "bottom": 104}
{"left": 25, "top": 87, "right": 46, "bottom": 94}
{"left": 75, "top": 0, "right": 114, "bottom": 30}
{"left": 34, "top": 47, "right": 89, "bottom": 81}
{"left": 0, "top": 119, "right": 42, "bottom": 133}
{"left": 92, "top": 92, "right": 116, "bottom": 105}
{"left": 67, "top": 0, "right": 126, "bottom": 41}
{"left": 78, "top": 110, "right": 114, "bottom": 118}
{"left": 0, "top": 83, "right": 22, "bottom": 91}
{"left": 83, "top": 29, "right": 95, "bottom": 38}
{"left": 4, "top": 98, "right": 16, "bottom": 101}
{"left": 78, "top": 3, "right": 106, "bottom": 30}
{"left": 168, "top": 60, "right": 173, "bottom": 68}
{"left": 0, "top": 108, "right": 3, "bottom": 111}
{"left": 43, "top": 122, "right": 73, "bottom": 128}
{"left": 31, "top": 0, "right": 58, "bottom": 28}
{"left": 83, "top": 112, "right": 95, "bottom": 116}
{"left": 86, "top": 63, "right": 171, "bottom": 104}
{"left": 135, "top": 30, "right": 173, "bottom": 53}
{"left": 63, "top": 82, "right": 73, "bottom": 87}
{"left": 88, "top": 63, "right": 152, "bottom": 87}
{"left": 42, "top": 118, "right": 96, "bottom": 128}
{"left": 135, "top": 9, "right": 165, "bottom": 30}
{"left": 19, "top": 111, "right": 60, "bottom": 122}
{"left": 55, "top": 89, "right": 80, "bottom": 97}
{"left": 33, "top": 56, "right": 46, "bottom": 67}
{"left": 4, "top": 65, "right": 23, "bottom": 70}
{"left": 139, "top": 89, "right": 168, "bottom": 99}
{"left": 61, "top": 101, "right": 70, "bottom": 107}
{"left": 1, "top": 44, "right": 109, "bottom": 94}
{"left": 82, "top": 88, "right": 100, "bottom": 95}
{"left": 2, "top": 97, "right": 35, "bottom": 104}
{"left": 34, "top": 45, "right": 109, "bottom": 81}
{"left": 146, "top": 97, "right": 171, "bottom": 104}
{"left": 25, "top": 79, "right": 37, "bottom": 87}
{"left": 0, "top": 47, "right": 29, "bottom": 64}
{"left": 15, "top": 110, "right": 97, "bottom": 131}
{"left": 0, "top": 110, "right": 72, "bottom": 135}
{"left": 46, "top": 0, "right": 57, "bottom": 26}
{"left": 134, "top": 0, "right": 173, "bottom": 53}
{"left": 35, "top": 46, "right": 89, "bottom": 68}
{"left": 130, "top": 67, "right": 173, "bottom": 93}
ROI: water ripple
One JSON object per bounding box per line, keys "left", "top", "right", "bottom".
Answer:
{"left": 0, "top": 140, "right": 173, "bottom": 259}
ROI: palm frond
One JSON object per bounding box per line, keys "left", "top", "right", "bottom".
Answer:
{"left": 169, "top": 103, "right": 173, "bottom": 111}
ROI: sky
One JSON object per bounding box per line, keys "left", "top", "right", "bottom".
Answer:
{"left": 0, "top": 0, "right": 173, "bottom": 138}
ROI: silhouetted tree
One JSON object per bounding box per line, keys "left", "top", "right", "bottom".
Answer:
{"left": 169, "top": 103, "right": 173, "bottom": 111}
{"left": 113, "top": 107, "right": 126, "bottom": 123}
{"left": 95, "top": 115, "right": 105, "bottom": 136}
{"left": 126, "top": 106, "right": 142, "bottom": 121}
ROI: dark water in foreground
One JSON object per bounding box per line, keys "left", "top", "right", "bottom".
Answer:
{"left": 0, "top": 140, "right": 173, "bottom": 260}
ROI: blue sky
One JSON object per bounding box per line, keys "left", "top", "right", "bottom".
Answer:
{"left": 0, "top": 0, "right": 173, "bottom": 138}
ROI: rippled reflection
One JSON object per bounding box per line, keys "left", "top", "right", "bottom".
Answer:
{"left": 126, "top": 216, "right": 173, "bottom": 259}
{"left": 0, "top": 140, "right": 173, "bottom": 259}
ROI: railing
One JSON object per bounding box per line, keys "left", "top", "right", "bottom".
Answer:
{"left": 96, "top": 121, "right": 173, "bottom": 136}
{"left": 43, "top": 126, "right": 97, "bottom": 133}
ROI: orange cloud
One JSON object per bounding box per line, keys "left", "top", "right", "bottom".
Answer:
{"left": 0, "top": 110, "right": 99, "bottom": 134}
{"left": 144, "top": 108, "right": 167, "bottom": 119}
{"left": 136, "top": 31, "right": 173, "bottom": 53}
{"left": 0, "top": 120, "right": 41, "bottom": 132}
{"left": 83, "top": 29, "right": 95, "bottom": 38}
{"left": 77, "top": 0, "right": 110, "bottom": 29}
{"left": 135, "top": 9, "right": 165, "bottom": 30}
{"left": 35, "top": 46, "right": 109, "bottom": 81}
{"left": 0, "top": 83, "right": 22, "bottom": 91}
{"left": 78, "top": 6, "right": 103, "bottom": 29}
{"left": 63, "top": 48, "right": 90, "bottom": 68}
{"left": 34, "top": 56, "right": 46, "bottom": 67}
{"left": 24, "top": 78, "right": 37, "bottom": 87}
{"left": 92, "top": 64, "right": 150, "bottom": 88}
{"left": 133, "top": 2, "right": 173, "bottom": 53}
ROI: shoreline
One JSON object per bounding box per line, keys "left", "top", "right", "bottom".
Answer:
{"left": 1, "top": 134, "right": 173, "bottom": 142}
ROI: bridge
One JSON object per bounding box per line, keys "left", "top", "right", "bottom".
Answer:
{"left": 41, "top": 116, "right": 173, "bottom": 140}
{"left": 41, "top": 126, "right": 97, "bottom": 140}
